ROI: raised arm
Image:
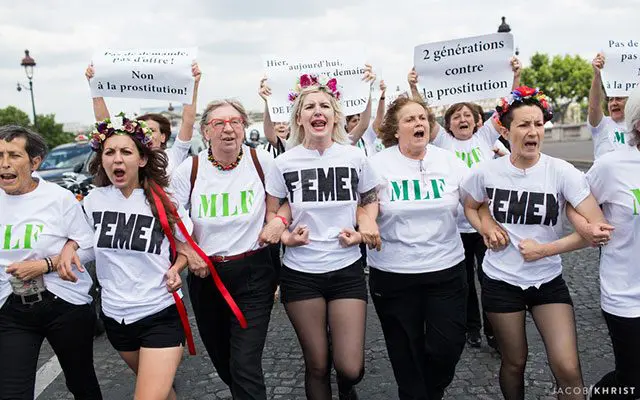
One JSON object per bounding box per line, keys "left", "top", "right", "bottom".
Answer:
{"left": 258, "top": 77, "right": 280, "bottom": 148}
{"left": 177, "top": 62, "right": 201, "bottom": 142}
{"left": 348, "top": 64, "right": 376, "bottom": 144}
{"left": 588, "top": 53, "right": 606, "bottom": 127}
{"left": 510, "top": 56, "right": 522, "bottom": 91}
{"left": 408, "top": 67, "right": 441, "bottom": 142}
{"left": 85, "top": 65, "right": 110, "bottom": 121}
{"left": 372, "top": 80, "right": 387, "bottom": 135}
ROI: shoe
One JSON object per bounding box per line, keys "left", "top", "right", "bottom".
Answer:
{"left": 339, "top": 388, "right": 359, "bottom": 400}
{"left": 466, "top": 331, "right": 481, "bottom": 348}
{"left": 486, "top": 335, "right": 500, "bottom": 354}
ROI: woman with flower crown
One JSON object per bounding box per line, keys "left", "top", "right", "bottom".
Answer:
{"left": 263, "top": 70, "right": 379, "bottom": 400}
{"left": 462, "top": 86, "right": 611, "bottom": 400}
{"left": 170, "top": 99, "right": 280, "bottom": 400}
{"left": 58, "top": 114, "right": 194, "bottom": 400}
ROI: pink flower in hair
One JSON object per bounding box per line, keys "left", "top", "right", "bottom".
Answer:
{"left": 299, "top": 74, "right": 312, "bottom": 88}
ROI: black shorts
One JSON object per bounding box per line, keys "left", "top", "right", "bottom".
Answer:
{"left": 280, "top": 260, "right": 368, "bottom": 304}
{"left": 101, "top": 304, "right": 185, "bottom": 352}
{"left": 482, "top": 274, "right": 573, "bottom": 313}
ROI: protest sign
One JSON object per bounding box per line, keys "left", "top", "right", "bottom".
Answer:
{"left": 413, "top": 33, "right": 514, "bottom": 106}
{"left": 264, "top": 55, "right": 370, "bottom": 122}
{"left": 89, "top": 48, "right": 197, "bottom": 104}
{"left": 601, "top": 39, "right": 640, "bottom": 97}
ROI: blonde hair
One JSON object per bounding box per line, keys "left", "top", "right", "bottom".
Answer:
{"left": 625, "top": 86, "right": 640, "bottom": 146}
{"left": 199, "top": 99, "right": 251, "bottom": 136}
{"left": 287, "top": 86, "right": 348, "bottom": 147}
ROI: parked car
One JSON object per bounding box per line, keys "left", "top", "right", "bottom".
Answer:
{"left": 37, "top": 141, "right": 93, "bottom": 185}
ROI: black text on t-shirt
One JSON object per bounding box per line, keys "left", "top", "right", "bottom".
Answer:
{"left": 284, "top": 167, "right": 359, "bottom": 203}
{"left": 486, "top": 188, "right": 559, "bottom": 226}
{"left": 93, "top": 211, "right": 164, "bottom": 254}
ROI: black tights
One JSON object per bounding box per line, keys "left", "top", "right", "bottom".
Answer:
{"left": 488, "top": 304, "right": 584, "bottom": 400}
{"left": 285, "top": 298, "right": 366, "bottom": 400}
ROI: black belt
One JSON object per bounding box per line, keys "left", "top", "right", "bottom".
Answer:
{"left": 10, "top": 290, "right": 52, "bottom": 305}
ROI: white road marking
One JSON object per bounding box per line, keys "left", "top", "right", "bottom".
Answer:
{"left": 34, "top": 355, "right": 62, "bottom": 399}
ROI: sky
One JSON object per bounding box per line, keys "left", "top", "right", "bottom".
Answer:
{"left": 0, "top": 0, "right": 638, "bottom": 128}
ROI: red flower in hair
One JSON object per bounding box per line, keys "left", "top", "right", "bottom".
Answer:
{"left": 299, "top": 74, "right": 312, "bottom": 88}
{"left": 516, "top": 86, "right": 537, "bottom": 97}
{"left": 326, "top": 78, "right": 338, "bottom": 92}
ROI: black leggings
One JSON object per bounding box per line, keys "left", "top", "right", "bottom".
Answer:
{"left": 460, "top": 232, "right": 492, "bottom": 337}
{"left": 591, "top": 311, "right": 640, "bottom": 399}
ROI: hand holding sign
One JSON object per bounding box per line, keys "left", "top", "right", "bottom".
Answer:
{"left": 89, "top": 48, "right": 198, "bottom": 104}
{"left": 263, "top": 54, "right": 372, "bottom": 122}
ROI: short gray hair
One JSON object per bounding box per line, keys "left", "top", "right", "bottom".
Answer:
{"left": 199, "top": 99, "right": 251, "bottom": 135}
{"left": 0, "top": 125, "right": 48, "bottom": 161}
{"left": 625, "top": 86, "right": 640, "bottom": 147}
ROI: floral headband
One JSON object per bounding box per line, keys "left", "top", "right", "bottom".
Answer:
{"left": 288, "top": 74, "right": 341, "bottom": 103}
{"left": 496, "top": 86, "right": 553, "bottom": 123}
{"left": 90, "top": 112, "right": 154, "bottom": 152}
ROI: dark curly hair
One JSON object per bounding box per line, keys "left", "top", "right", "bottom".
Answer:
{"left": 379, "top": 96, "right": 436, "bottom": 148}
{"left": 138, "top": 113, "right": 171, "bottom": 149}
{"left": 88, "top": 134, "right": 178, "bottom": 233}
{"left": 443, "top": 102, "right": 480, "bottom": 135}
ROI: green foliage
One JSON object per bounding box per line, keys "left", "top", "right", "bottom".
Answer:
{"left": 521, "top": 53, "right": 592, "bottom": 123}
{"left": 0, "top": 106, "right": 74, "bottom": 149}
{"left": 0, "top": 106, "right": 30, "bottom": 127}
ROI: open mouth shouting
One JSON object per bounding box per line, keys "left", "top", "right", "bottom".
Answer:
{"left": 112, "top": 167, "right": 126, "bottom": 184}
{"left": 310, "top": 118, "right": 327, "bottom": 132}
{"left": 0, "top": 172, "right": 18, "bottom": 185}
{"left": 413, "top": 128, "right": 426, "bottom": 138}
{"left": 523, "top": 138, "right": 538, "bottom": 151}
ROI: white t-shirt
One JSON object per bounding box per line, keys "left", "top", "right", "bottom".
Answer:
{"left": 590, "top": 116, "right": 631, "bottom": 160}
{"left": 350, "top": 125, "right": 378, "bottom": 157}
{"left": 166, "top": 137, "right": 192, "bottom": 175}
{"left": 367, "top": 145, "right": 467, "bottom": 273}
{"left": 171, "top": 145, "right": 274, "bottom": 256}
{"left": 433, "top": 122, "right": 501, "bottom": 233}
{"left": 586, "top": 147, "right": 640, "bottom": 317}
{"left": 266, "top": 142, "right": 380, "bottom": 273}
{"left": 0, "top": 180, "right": 94, "bottom": 309}
{"left": 83, "top": 186, "right": 193, "bottom": 323}
{"left": 461, "top": 154, "right": 591, "bottom": 289}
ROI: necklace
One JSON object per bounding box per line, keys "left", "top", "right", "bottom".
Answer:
{"left": 208, "top": 147, "right": 243, "bottom": 171}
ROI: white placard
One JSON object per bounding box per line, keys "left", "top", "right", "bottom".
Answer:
{"left": 601, "top": 39, "right": 640, "bottom": 97}
{"left": 413, "top": 33, "right": 514, "bottom": 106}
{"left": 263, "top": 55, "right": 370, "bottom": 122}
{"left": 89, "top": 48, "right": 197, "bottom": 104}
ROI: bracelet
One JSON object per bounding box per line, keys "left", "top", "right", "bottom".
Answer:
{"left": 45, "top": 257, "right": 53, "bottom": 273}
{"left": 273, "top": 215, "right": 289, "bottom": 227}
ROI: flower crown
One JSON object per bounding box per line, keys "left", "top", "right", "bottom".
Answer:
{"left": 288, "top": 74, "right": 341, "bottom": 103}
{"left": 496, "top": 86, "right": 553, "bottom": 123}
{"left": 90, "top": 112, "right": 154, "bottom": 152}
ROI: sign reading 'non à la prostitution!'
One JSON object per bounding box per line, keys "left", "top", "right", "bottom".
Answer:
{"left": 89, "top": 48, "right": 198, "bottom": 104}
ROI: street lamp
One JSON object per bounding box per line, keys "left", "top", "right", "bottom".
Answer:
{"left": 497, "top": 17, "right": 519, "bottom": 56}
{"left": 16, "top": 50, "right": 37, "bottom": 127}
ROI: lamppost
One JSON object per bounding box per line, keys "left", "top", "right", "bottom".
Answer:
{"left": 16, "top": 50, "right": 37, "bottom": 127}
{"left": 497, "top": 16, "right": 519, "bottom": 56}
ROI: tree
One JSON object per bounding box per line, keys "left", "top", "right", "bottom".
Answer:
{"left": 0, "top": 106, "right": 73, "bottom": 149}
{"left": 521, "top": 53, "right": 592, "bottom": 123}
{"left": 0, "top": 106, "right": 31, "bottom": 127}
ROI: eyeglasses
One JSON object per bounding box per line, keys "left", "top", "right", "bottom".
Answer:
{"left": 206, "top": 117, "right": 244, "bottom": 131}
